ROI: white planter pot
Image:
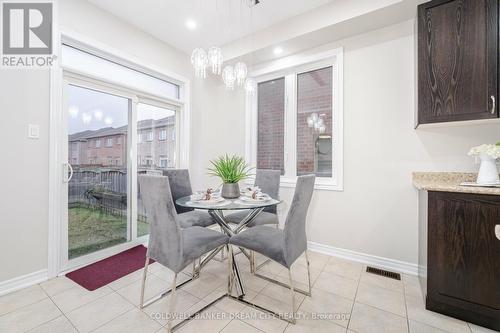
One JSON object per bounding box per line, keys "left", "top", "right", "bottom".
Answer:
{"left": 476, "top": 153, "right": 500, "bottom": 185}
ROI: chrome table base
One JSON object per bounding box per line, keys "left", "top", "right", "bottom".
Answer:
{"left": 140, "top": 208, "right": 304, "bottom": 331}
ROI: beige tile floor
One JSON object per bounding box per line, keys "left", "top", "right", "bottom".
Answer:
{"left": 0, "top": 251, "right": 497, "bottom": 333}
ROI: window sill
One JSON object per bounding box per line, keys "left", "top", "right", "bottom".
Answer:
{"left": 245, "top": 177, "right": 343, "bottom": 192}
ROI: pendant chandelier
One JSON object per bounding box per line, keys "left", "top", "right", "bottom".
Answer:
{"left": 190, "top": 0, "right": 257, "bottom": 95}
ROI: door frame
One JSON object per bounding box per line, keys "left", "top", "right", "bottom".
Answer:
{"left": 48, "top": 31, "right": 191, "bottom": 277}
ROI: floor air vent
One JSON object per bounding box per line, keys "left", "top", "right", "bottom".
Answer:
{"left": 366, "top": 266, "right": 401, "bottom": 280}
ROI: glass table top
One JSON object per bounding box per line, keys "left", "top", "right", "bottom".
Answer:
{"left": 176, "top": 195, "right": 281, "bottom": 210}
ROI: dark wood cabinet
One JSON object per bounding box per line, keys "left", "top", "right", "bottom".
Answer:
{"left": 425, "top": 191, "right": 500, "bottom": 330}
{"left": 418, "top": 0, "right": 499, "bottom": 124}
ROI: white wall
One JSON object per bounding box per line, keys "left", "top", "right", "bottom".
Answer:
{"left": 0, "top": 0, "right": 191, "bottom": 284}
{"left": 251, "top": 19, "right": 500, "bottom": 266}
{"left": 0, "top": 70, "right": 51, "bottom": 282}
{"left": 190, "top": 76, "right": 247, "bottom": 190}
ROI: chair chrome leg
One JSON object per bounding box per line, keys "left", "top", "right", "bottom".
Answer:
{"left": 253, "top": 250, "right": 312, "bottom": 297}
{"left": 167, "top": 273, "right": 178, "bottom": 333}
{"left": 305, "top": 250, "right": 312, "bottom": 296}
{"left": 250, "top": 251, "right": 255, "bottom": 274}
{"left": 227, "top": 246, "right": 234, "bottom": 295}
{"left": 139, "top": 257, "right": 149, "bottom": 309}
{"left": 288, "top": 269, "right": 297, "bottom": 324}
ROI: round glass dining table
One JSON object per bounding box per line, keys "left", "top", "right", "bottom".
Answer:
{"left": 175, "top": 195, "right": 281, "bottom": 298}
{"left": 175, "top": 196, "right": 280, "bottom": 234}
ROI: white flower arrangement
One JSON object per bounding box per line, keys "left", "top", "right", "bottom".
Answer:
{"left": 468, "top": 144, "right": 500, "bottom": 160}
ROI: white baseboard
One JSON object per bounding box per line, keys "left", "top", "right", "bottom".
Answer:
{"left": 308, "top": 241, "right": 418, "bottom": 276}
{"left": 0, "top": 270, "right": 48, "bottom": 297}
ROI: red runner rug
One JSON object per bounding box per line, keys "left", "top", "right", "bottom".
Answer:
{"left": 66, "top": 245, "right": 154, "bottom": 291}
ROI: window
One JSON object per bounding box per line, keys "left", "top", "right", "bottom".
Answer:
{"left": 138, "top": 133, "right": 143, "bottom": 143}
{"left": 247, "top": 48, "right": 343, "bottom": 191}
{"left": 106, "top": 138, "right": 113, "bottom": 147}
{"left": 159, "top": 158, "right": 168, "bottom": 168}
{"left": 297, "top": 67, "right": 332, "bottom": 177}
{"left": 146, "top": 131, "right": 153, "bottom": 142}
{"left": 257, "top": 78, "right": 285, "bottom": 175}
{"left": 95, "top": 139, "right": 101, "bottom": 148}
{"left": 159, "top": 129, "right": 167, "bottom": 141}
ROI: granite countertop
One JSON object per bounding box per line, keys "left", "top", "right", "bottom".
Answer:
{"left": 412, "top": 172, "right": 500, "bottom": 196}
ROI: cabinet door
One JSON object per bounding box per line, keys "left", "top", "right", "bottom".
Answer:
{"left": 428, "top": 192, "right": 500, "bottom": 310}
{"left": 418, "top": 0, "right": 498, "bottom": 124}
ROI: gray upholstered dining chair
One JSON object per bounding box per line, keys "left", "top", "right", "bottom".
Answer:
{"left": 138, "top": 175, "right": 229, "bottom": 332}
{"left": 228, "top": 174, "right": 315, "bottom": 324}
{"left": 163, "top": 169, "right": 216, "bottom": 228}
{"left": 225, "top": 169, "right": 281, "bottom": 227}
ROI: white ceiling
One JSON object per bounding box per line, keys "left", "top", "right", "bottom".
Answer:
{"left": 86, "top": 0, "right": 333, "bottom": 54}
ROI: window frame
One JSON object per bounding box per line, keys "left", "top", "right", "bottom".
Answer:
{"left": 159, "top": 129, "right": 167, "bottom": 141}
{"left": 246, "top": 47, "right": 344, "bottom": 191}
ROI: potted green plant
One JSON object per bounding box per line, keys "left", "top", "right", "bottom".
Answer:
{"left": 208, "top": 155, "right": 253, "bottom": 198}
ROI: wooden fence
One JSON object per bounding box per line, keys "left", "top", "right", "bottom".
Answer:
{"left": 68, "top": 168, "right": 148, "bottom": 221}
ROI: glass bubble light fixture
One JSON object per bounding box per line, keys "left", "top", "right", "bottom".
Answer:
{"left": 208, "top": 46, "right": 223, "bottom": 75}
{"left": 191, "top": 48, "right": 208, "bottom": 78}
{"left": 222, "top": 65, "right": 236, "bottom": 90}
{"left": 234, "top": 62, "right": 248, "bottom": 87}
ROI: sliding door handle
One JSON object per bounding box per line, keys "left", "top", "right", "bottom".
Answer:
{"left": 490, "top": 95, "right": 495, "bottom": 114}
{"left": 63, "top": 162, "right": 74, "bottom": 183}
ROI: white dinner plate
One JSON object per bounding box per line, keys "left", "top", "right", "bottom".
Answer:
{"left": 239, "top": 195, "right": 271, "bottom": 203}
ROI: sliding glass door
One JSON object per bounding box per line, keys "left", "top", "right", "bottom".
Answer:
{"left": 136, "top": 103, "right": 177, "bottom": 237}
{"left": 66, "top": 84, "right": 130, "bottom": 259}
{"left": 59, "top": 42, "right": 185, "bottom": 273}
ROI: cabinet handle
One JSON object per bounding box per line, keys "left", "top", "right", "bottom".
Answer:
{"left": 496, "top": 225, "right": 500, "bottom": 241}
{"left": 490, "top": 95, "right": 496, "bottom": 114}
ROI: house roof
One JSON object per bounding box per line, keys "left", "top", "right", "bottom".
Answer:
{"left": 69, "top": 116, "right": 175, "bottom": 142}
{"left": 69, "top": 126, "right": 127, "bottom": 142}
{"left": 137, "top": 116, "right": 175, "bottom": 130}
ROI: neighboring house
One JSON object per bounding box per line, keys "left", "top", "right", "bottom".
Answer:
{"left": 68, "top": 116, "right": 175, "bottom": 169}
{"left": 137, "top": 116, "right": 176, "bottom": 169}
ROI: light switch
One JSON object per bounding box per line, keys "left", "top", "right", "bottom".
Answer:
{"left": 28, "top": 124, "right": 40, "bottom": 139}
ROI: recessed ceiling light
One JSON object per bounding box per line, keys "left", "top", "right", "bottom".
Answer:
{"left": 186, "top": 19, "right": 197, "bottom": 30}
{"left": 273, "top": 47, "right": 283, "bottom": 55}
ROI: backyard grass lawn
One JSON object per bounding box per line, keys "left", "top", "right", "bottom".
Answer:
{"left": 69, "top": 206, "right": 149, "bottom": 259}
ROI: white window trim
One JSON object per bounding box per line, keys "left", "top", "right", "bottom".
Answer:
{"left": 245, "top": 47, "right": 344, "bottom": 191}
